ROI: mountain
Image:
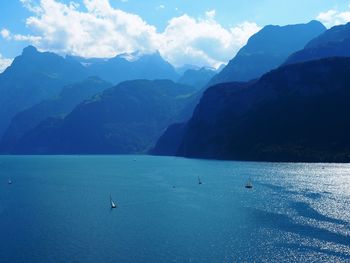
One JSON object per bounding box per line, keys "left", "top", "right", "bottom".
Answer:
{"left": 80, "top": 51, "right": 179, "bottom": 84}
{"left": 153, "top": 21, "right": 327, "bottom": 152}
{"left": 0, "top": 77, "right": 111, "bottom": 152}
{"left": 285, "top": 22, "right": 350, "bottom": 65}
{"left": 151, "top": 123, "right": 187, "bottom": 156}
{"left": 155, "top": 57, "right": 350, "bottom": 162}
{"left": 209, "top": 21, "right": 326, "bottom": 85}
{"left": 175, "top": 64, "right": 200, "bottom": 75}
{"left": 0, "top": 46, "right": 90, "bottom": 136}
{"left": 178, "top": 67, "right": 216, "bottom": 90}
{"left": 9, "top": 80, "right": 196, "bottom": 154}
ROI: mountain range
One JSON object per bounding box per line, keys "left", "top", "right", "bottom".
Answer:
{"left": 3, "top": 19, "right": 350, "bottom": 162}
{"left": 208, "top": 20, "right": 326, "bottom": 85}
{"left": 5, "top": 80, "right": 196, "bottom": 154}
{"left": 0, "top": 46, "right": 195, "bottom": 140}
{"left": 172, "top": 57, "right": 350, "bottom": 162}
{"left": 153, "top": 21, "right": 350, "bottom": 162}
{"left": 77, "top": 51, "right": 179, "bottom": 84}
{"left": 166, "top": 20, "right": 327, "bottom": 126}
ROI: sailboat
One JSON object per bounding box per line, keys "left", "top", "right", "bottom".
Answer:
{"left": 8, "top": 178, "right": 12, "bottom": 185}
{"left": 110, "top": 194, "right": 117, "bottom": 209}
{"left": 198, "top": 176, "right": 202, "bottom": 185}
{"left": 245, "top": 178, "right": 253, "bottom": 189}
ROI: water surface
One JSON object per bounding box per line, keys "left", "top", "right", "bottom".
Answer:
{"left": 0, "top": 155, "right": 349, "bottom": 262}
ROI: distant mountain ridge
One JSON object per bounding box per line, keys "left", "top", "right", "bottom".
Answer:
{"left": 178, "top": 67, "right": 216, "bottom": 90}
{"left": 0, "top": 77, "right": 111, "bottom": 152}
{"left": 209, "top": 20, "right": 326, "bottom": 85}
{"left": 0, "top": 46, "right": 185, "bottom": 139}
{"left": 76, "top": 51, "right": 179, "bottom": 84}
{"left": 7, "top": 80, "right": 196, "bottom": 154}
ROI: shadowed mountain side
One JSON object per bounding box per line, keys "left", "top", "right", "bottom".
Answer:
{"left": 150, "top": 123, "right": 187, "bottom": 156}
{"left": 151, "top": 81, "right": 255, "bottom": 156}
{"left": 155, "top": 58, "right": 350, "bottom": 162}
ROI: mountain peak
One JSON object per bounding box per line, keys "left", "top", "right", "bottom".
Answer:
{"left": 208, "top": 21, "right": 326, "bottom": 85}
{"left": 114, "top": 50, "right": 163, "bottom": 63}
{"left": 22, "top": 45, "right": 39, "bottom": 56}
{"left": 307, "top": 20, "right": 325, "bottom": 27}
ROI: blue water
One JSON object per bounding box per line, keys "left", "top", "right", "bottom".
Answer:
{"left": 0, "top": 155, "right": 349, "bottom": 262}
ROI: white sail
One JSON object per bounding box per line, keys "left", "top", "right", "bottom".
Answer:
{"left": 110, "top": 195, "right": 117, "bottom": 208}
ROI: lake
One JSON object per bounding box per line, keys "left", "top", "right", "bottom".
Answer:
{"left": 0, "top": 155, "right": 349, "bottom": 262}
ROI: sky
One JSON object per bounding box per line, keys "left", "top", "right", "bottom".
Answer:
{"left": 0, "top": 0, "right": 350, "bottom": 72}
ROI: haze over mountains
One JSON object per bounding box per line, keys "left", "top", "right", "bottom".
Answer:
{"left": 0, "top": 77, "right": 111, "bottom": 152}
{"left": 8, "top": 80, "right": 196, "bottom": 154}
{"left": 178, "top": 67, "right": 216, "bottom": 90}
{"left": 2, "top": 19, "right": 350, "bottom": 161}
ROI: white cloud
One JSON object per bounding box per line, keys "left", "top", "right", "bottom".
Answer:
{"left": 1, "top": 29, "right": 11, "bottom": 40}
{"left": 157, "top": 5, "right": 165, "bottom": 10}
{"left": 1, "top": 28, "right": 42, "bottom": 44}
{"left": 19, "top": 0, "right": 42, "bottom": 14}
{"left": 205, "top": 9, "right": 216, "bottom": 19}
{"left": 0, "top": 54, "right": 13, "bottom": 73}
{"left": 7, "top": 0, "right": 260, "bottom": 68}
{"left": 16, "top": 0, "right": 159, "bottom": 58}
{"left": 160, "top": 14, "right": 260, "bottom": 67}
{"left": 317, "top": 5, "right": 350, "bottom": 28}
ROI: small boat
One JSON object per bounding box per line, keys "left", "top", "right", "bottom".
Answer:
{"left": 245, "top": 178, "right": 253, "bottom": 189}
{"left": 198, "top": 176, "right": 202, "bottom": 185}
{"left": 110, "top": 195, "right": 117, "bottom": 209}
{"left": 8, "top": 179, "right": 12, "bottom": 185}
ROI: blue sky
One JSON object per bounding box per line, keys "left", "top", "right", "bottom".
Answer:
{"left": 0, "top": 0, "right": 350, "bottom": 71}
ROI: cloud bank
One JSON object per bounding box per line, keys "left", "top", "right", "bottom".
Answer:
{"left": 2, "top": 0, "right": 260, "bottom": 68}
{"left": 317, "top": 5, "right": 350, "bottom": 28}
{"left": 0, "top": 54, "right": 13, "bottom": 73}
